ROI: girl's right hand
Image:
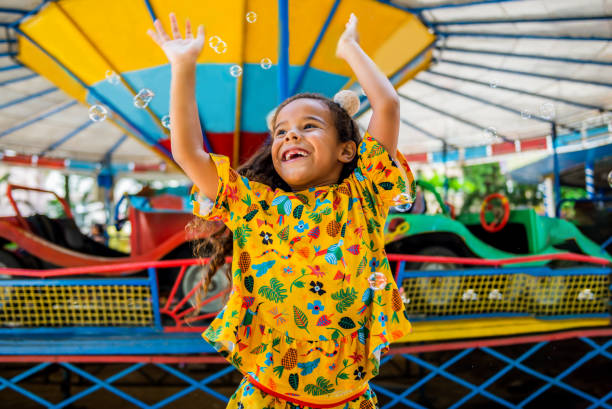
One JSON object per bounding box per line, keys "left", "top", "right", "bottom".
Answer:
{"left": 147, "top": 13, "right": 205, "bottom": 66}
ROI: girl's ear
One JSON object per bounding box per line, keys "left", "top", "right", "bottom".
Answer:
{"left": 338, "top": 140, "right": 357, "bottom": 163}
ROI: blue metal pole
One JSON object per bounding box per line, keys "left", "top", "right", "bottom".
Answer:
{"left": 102, "top": 134, "right": 129, "bottom": 163}
{"left": 436, "top": 31, "right": 612, "bottom": 42}
{"left": 552, "top": 124, "right": 562, "bottom": 217}
{"left": 278, "top": 0, "right": 290, "bottom": 103}
{"left": 426, "top": 70, "right": 605, "bottom": 111}
{"left": 0, "top": 73, "right": 38, "bottom": 87}
{"left": 439, "top": 58, "right": 612, "bottom": 89}
{"left": 290, "top": 0, "right": 341, "bottom": 95}
{"left": 0, "top": 64, "right": 22, "bottom": 72}
{"left": 377, "top": 0, "right": 523, "bottom": 13}
{"left": 400, "top": 117, "right": 450, "bottom": 145}
{"left": 399, "top": 92, "right": 513, "bottom": 142}
{"left": 437, "top": 46, "right": 612, "bottom": 67}
{"left": 585, "top": 158, "right": 595, "bottom": 199}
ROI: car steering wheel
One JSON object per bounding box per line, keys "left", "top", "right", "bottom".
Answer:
{"left": 480, "top": 193, "right": 510, "bottom": 233}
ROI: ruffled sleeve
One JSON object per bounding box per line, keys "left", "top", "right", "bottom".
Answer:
{"left": 353, "top": 132, "right": 417, "bottom": 213}
{"left": 190, "top": 153, "right": 270, "bottom": 231}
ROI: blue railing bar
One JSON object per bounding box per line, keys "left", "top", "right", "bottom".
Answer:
{"left": 143, "top": 0, "right": 157, "bottom": 21}
{"left": 0, "top": 327, "right": 159, "bottom": 335}
{"left": 450, "top": 342, "right": 546, "bottom": 409}
{"left": 432, "top": 15, "right": 612, "bottom": 26}
{"left": 439, "top": 58, "right": 612, "bottom": 88}
{"left": 435, "top": 31, "right": 612, "bottom": 42}
{"left": 399, "top": 91, "right": 514, "bottom": 142}
{"left": 588, "top": 390, "right": 612, "bottom": 409}
{"left": 0, "top": 277, "right": 152, "bottom": 286}
{"left": 425, "top": 69, "right": 605, "bottom": 111}
{"left": 13, "top": 27, "right": 171, "bottom": 157}
{"left": 0, "top": 100, "right": 76, "bottom": 139}
{"left": 403, "top": 352, "right": 517, "bottom": 408}
{"left": 0, "top": 86, "right": 57, "bottom": 110}
{"left": 372, "top": 383, "right": 428, "bottom": 409}
{"left": 405, "top": 313, "right": 610, "bottom": 323}
{"left": 153, "top": 364, "right": 234, "bottom": 406}
{"left": 0, "top": 363, "right": 53, "bottom": 407}
{"left": 0, "top": 375, "right": 54, "bottom": 407}
{"left": 0, "top": 39, "right": 17, "bottom": 44}
{"left": 148, "top": 267, "right": 163, "bottom": 330}
{"left": 437, "top": 46, "right": 612, "bottom": 67}
{"left": 290, "top": 0, "right": 340, "bottom": 95}
{"left": 0, "top": 64, "right": 22, "bottom": 72}
{"left": 0, "top": 51, "right": 17, "bottom": 57}
{"left": 414, "top": 77, "right": 555, "bottom": 125}
{"left": 517, "top": 339, "right": 612, "bottom": 408}
{"left": 485, "top": 345, "right": 612, "bottom": 409}
{"left": 382, "top": 349, "right": 472, "bottom": 409}
{"left": 397, "top": 266, "right": 611, "bottom": 278}
{"left": 380, "top": 0, "right": 523, "bottom": 13}
{"left": 61, "top": 363, "right": 150, "bottom": 409}
{"left": 556, "top": 196, "right": 612, "bottom": 220}
{"left": 51, "top": 363, "right": 144, "bottom": 409}
{"left": 0, "top": 73, "right": 37, "bottom": 87}
{"left": 278, "top": 0, "right": 290, "bottom": 102}
{"left": 39, "top": 120, "right": 93, "bottom": 156}
{"left": 580, "top": 337, "right": 612, "bottom": 362}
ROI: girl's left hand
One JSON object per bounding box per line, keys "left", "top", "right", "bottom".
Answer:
{"left": 336, "top": 13, "right": 360, "bottom": 59}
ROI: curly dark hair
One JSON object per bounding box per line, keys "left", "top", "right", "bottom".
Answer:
{"left": 186, "top": 92, "right": 362, "bottom": 312}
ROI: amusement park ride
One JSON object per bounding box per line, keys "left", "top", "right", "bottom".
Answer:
{"left": 0, "top": 0, "right": 611, "bottom": 408}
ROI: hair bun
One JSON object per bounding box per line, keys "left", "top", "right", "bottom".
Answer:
{"left": 266, "top": 108, "right": 277, "bottom": 132}
{"left": 333, "top": 90, "right": 360, "bottom": 117}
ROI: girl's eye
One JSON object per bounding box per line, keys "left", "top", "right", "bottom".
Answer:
{"left": 304, "top": 123, "right": 316, "bottom": 129}
{"left": 275, "top": 130, "right": 286, "bottom": 137}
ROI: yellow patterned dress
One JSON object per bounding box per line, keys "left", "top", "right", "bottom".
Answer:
{"left": 191, "top": 132, "right": 416, "bottom": 409}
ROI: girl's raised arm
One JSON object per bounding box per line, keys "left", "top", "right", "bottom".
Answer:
{"left": 147, "top": 13, "right": 219, "bottom": 201}
{"left": 336, "top": 14, "right": 400, "bottom": 156}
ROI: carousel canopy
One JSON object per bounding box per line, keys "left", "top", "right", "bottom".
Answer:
{"left": 0, "top": 0, "right": 610, "bottom": 177}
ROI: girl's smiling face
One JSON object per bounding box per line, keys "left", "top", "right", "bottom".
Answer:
{"left": 271, "top": 98, "right": 356, "bottom": 192}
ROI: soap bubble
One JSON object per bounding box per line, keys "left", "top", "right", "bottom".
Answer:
{"left": 229, "top": 65, "right": 243, "bottom": 77}
{"left": 260, "top": 57, "right": 272, "bottom": 70}
{"left": 489, "top": 78, "right": 499, "bottom": 88}
{"left": 105, "top": 70, "right": 120, "bottom": 85}
{"left": 213, "top": 40, "right": 227, "bottom": 54}
{"left": 368, "top": 272, "right": 387, "bottom": 291}
{"left": 483, "top": 126, "right": 497, "bottom": 139}
{"left": 161, "top": 115, "right": 171, "bottom": 129}
{"left": 608, "top": 170, "right": 612, "bottom": 187}
{"left": 208, "top": 35, "right": 222, "bottom": 48}
{"left": 520, "top": 109, "right": 531, "bottom": 120}
{"left": 540, "top": 102, "right": 555, "bottom": 120}
{"left": 88, "top": 105, "right": 108, "bottom": 122}
{"left": 133, "top": 88, "right": 154, "bottom": 109}
{"left": 246, "top": 11, "right": 257, "bottom": 23}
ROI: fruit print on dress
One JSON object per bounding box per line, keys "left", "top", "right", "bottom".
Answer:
{"left": 191, "top": 132, "right": 416, "bottom": 406}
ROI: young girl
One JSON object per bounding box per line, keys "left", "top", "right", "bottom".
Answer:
{"left": 148, "top": 12, "right": 415, "bottom": 409}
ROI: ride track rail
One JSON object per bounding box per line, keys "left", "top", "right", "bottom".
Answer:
{"left": 0, "top": 252, "right": 610, "bottom": 408}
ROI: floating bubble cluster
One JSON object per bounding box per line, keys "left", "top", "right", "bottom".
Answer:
{"left": 208, "top": 35, "right": 227, "bottom": 54}
{"left": 161, "top": 115, "right": 171, "bottom": 129}
{"left": 229, "top": 64, "right": 243, "bottom": 77}
{"left": 105, "top": 70, "right": 120, "bottom": 85}
{"left": 88, "top": 105, "right": 108, "bottom": 122}
{"left": 489, "top": 79, "right": 499, "bottom": 88}
{"left": 246, "top": 11, "right": 257, "bottom": 23}
{"left": 540, "top": 102, "right": 555, "bottom": 120}
{"left": 134, "top": 88, "right": 154, "bottom": 109}
{"left": 260, "top": 57, "right": 272, "bottom": 70}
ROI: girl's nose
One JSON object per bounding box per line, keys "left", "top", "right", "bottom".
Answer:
{"left": 284, "top": 129, "right": 300, "bottom": 141}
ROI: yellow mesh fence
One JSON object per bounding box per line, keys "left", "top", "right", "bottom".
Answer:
{"left": 401, "top": 272, "right": 610, "bottom": 317}
{"left": 0, "top": 285, "right": 154, "bottom": 327}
